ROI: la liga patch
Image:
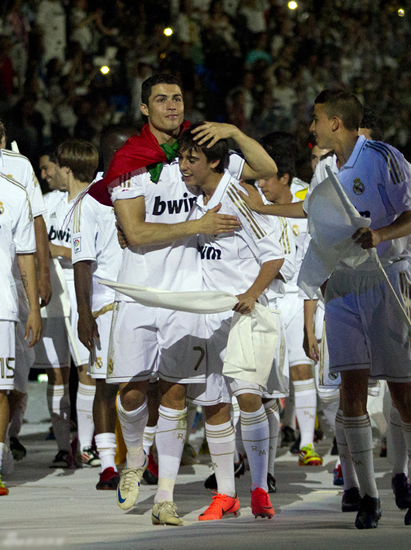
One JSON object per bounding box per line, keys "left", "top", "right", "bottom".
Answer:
{"left": 73, "top": 237, "right": 81, "bottom": 253}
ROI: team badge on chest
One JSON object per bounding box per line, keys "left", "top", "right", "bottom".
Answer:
{"left": 353, "top": 178, "right": 365, "bottom": 195}
{"left": 0, "top": 202, "right": 4, "bottom": 214}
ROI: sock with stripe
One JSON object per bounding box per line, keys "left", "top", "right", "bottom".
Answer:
{"left": 264, "top": 399, "right": 280, "bottom": 477}
{"left": 47, "top": 383, "right": 71, "bottom": 452}
{"left": 294, "top": 378, "right": 316, "bottom": 449}
{"left": 320, "top": 392, "right": 340, "bottom": 432}
{"left": 95, "top": 432, "right": 117, "bottom": 472}
{"left": 116, "top": 394, "right": 148, "bottom": 468}
{"left": 389, "top": 404, "right": 408, "bottom": 475}
{"left": 335, "top": 409, "right": 359, "bottom": 490}
{"left": 241, "top": 405, "right": 269, "bottom": 491}
{"left": 155, "top": 406, "right": 186, "bottom": 503}
{"left": 343, "top": 413, "right": 378, "bottom": 498}
{"left": 76, "top": 382, "right": 96, "bottom": 451}
{"left": 206, "top": 420, "right": 236, "bottom": 497}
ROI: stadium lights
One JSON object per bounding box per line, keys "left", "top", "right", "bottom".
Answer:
{"left": 288, "top": 1, "right": 298, "bottom": 9}
{"left": 398, "top": 8, "right": 405, "bottom": 16}
{"left": 100, "top": 65, "right": 110, "bottom": 75}
{"left": 164, "top": 27, "right": 173, "bottom": 36}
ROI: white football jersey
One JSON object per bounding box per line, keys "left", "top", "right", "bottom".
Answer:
{"left": 71, "top": 174, "right": 122, "bottom": 310}
{"left": 194, "top": 171, "right": 285, "bottom": 297}
{"left": 110, "top": 153, "right": 244, "bottom": 293}
{"left": 305, "top": 135, "right": 411, "bottom": 269}
{"left": 0, "top": 174, "right": 36, "bottom": 321}
{"left": 43, "top": 190, "right": 73, "bottom": 281}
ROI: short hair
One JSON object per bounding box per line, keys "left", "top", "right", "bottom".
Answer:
{"left": 360, "top": 106, "right": 384, "bottom": 141}
{"left": 141, "top": 74, "right": 182, "bottom": 105}
{"left": 260, "top": 132, "right": 297, "bottom": 183}
{"left": 0, "top": 120, "right": 6, "bottom": 142}
{"left": 314, "top": 90, "right": 363, "bottom": 131}
{"left": 39, "top": 146, "right": 57, "bottom": 164}
{"left": 177, "top": 122, "right": 228, "bottom": 174}
{"left": 56, "top": 139, "right": 99, "bottom": 183}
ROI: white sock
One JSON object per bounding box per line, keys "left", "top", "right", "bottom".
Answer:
{"left": 231, "top": 398, "right": 241, "bottom": 462}
{"left": 117, "top": 394, "right": 148, "bottom": 468}
{"left": 76, "top": 383, "right": 96, "bottom": 451}
{"left": 390, "top": 404, "right": 408, "bottom": 475}
{"left": 47, "top": 384, "right": 71, "bottom": 452}
{"left": 241, "top": 406, "right": 269, "bottom": 492}
{"left": 400, "top": 419, "right": 411, "bottom": 464}
{"left": 294, "top": 378, "right": 316, "bottom": 449}
{"left": 335, "top": 409, "right": 358, "bottom": 490}
{"left": 320, "top": 392, "right": 340, "bottom": 432}
{"left": 155, "top": 406, "right": 186, "bottom": 503}
{"left": 206, "top": 420, "right": 235, "bottom": 497}
{"left": 344, "top": 413, "right": 378, "bottom": 498}
{"left": 9, "top": 393, "right": 28, "bottom": 438}
{"left": 264, "top": 399, "right": 280, "bottom": 477}
{"left": 94, "top": 432, "right": 117, "bottom": 472}
{"left": 143, "top": 425, "right": 157, "bottom": 456}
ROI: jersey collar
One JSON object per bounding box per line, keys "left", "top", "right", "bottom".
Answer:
{"left": 337, "top": 135, "right": 366, "bottom": 172}
{"left": 198, "top": 170, "right": 232, "bottom": 210}
{"left": 0, "top": 149, "right": 4, "bottom": 168}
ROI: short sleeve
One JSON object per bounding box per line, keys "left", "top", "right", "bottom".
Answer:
{"left": 71, "top": 198, "right": 98, "bottom": 263}
{"left": 109, "top": 168, "right": 148, "bottom": 203}
{"left": 227, "top": 152, "right": 245, "bottom": 180}
{"left": 14, "top": 195, "right": 36, "bottom": 254}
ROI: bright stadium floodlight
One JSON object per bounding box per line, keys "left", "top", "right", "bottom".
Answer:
{"left": 398, "top": 8, "right": 405, "bottom": 17}
{"left": 100, "top": 65, "right": 110, "bottom": 75}
{"left": 288, "top": 1, "right": 298, "bottom": 9}
{"left": 164, "top": 27, "right": 173, "bottom": 36}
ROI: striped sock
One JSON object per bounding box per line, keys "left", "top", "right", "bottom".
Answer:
{"left": 241, "top": 405, "right": 269, "bottom": 492}
{"left": 206, "top": 420, "right": 235, "bottom": 497}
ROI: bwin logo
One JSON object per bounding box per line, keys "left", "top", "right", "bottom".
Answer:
{"left": 199, "top": 245, "right": 221, "bottom": 260}
{"left": 152, "top": 193, "right": 196, "bottom": 216}
{"left": 48, "top": 225, "right": 71, "bottom": 243}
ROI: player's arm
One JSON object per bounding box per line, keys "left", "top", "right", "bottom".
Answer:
{"left": 353, "top": 210, "right": 411, "bottom": 249}
{"left": 237, "top": 183, "right": 307, "bottom": 218}
{"left": 114, "top": 196, "right": 241, "bottom": 248}
{"left": 303, "top": 299, "right": 319, "bottom": 361}
{"left": 191, "top": 122, "right": 276, "bottom": 180}
{"left": 34, "top": 215, "right": 52, "bottom": 307}
{"left": 73, "top": 260, "right": 99, "bottom": 352}
{"left": 16, "top": 253, "right": 42, "bottom": 347}
{"left": 234, "top": 258, "right": 284, "bottom": 315}
{"left": 49, "top": 242, "right": 72, "bottom": 259}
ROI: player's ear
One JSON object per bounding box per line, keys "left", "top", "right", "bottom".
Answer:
{"left": 281, "top": 173, "right": 290, "bottom": 186}
{"left": 331, "top": 116, "right": 340, "bottom": 132}
{"left": 210, "top": 159, "right": 220, "bottom": 171}
{"left": 140, "top": 103, "right": 149, "bottom": 117}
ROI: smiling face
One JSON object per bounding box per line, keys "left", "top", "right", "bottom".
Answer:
{"left": 39, "top": 154, "right": 63, "bottom": 190}
{"left": 309, "top": 103, "right": 335, "bottom": 150}
{"left": 140, "top": 83, "right": 184, "bottom": 141}
{"left": 178, "top": 147, "right": 219, "bottom": 189}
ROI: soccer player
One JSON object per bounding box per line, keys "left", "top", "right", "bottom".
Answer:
{"left": 71, "top": 126, "right": 137, "bottom": 490}
{"left": 102, "top": 74, "right": 274, "bottom": 525}
{"left": 0, "top": 172, "right": 42, "bottom": 495}
{"left": 178, "top": 122, "right": 283, "bottom": 520}
{"left": 239, "top": 89, "right": 411, "bottom": 529}
{"left": 0, "top": 123, "right": 52, "bottom": 463}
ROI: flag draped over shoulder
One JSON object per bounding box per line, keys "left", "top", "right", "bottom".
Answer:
{"left": 88, "top": 121, "right": 191, "bottom": 206}
{"left": 297, "top": 166, "right": 371, "bottom": 298}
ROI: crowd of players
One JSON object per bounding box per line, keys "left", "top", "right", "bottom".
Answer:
{"left": 0, "top": 73, "right": 411, "bottom": 532}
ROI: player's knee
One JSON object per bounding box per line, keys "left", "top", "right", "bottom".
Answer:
{"left": 237, "top": 392, "right": 262, "bottom": 413}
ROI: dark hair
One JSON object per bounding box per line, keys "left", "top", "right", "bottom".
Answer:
{"left": 39, "top": 147, "right": 57, "bottom": 163}
{"left": 177, "top": 122, "right": 228, "bottom": 174}
{"left": 260, "top": 132, "right": 297, "bottom": 183}
{"left": 56, "top": 139, "right": 98, "bottom": 183}
{"left": 0, "top": 120, "right": 6, "bottom": 142}
{"left": 314, "top": 90, "right": 363, "bottom": 131}
{"left": 360, "top": 106, "right": 384, "bottom": 141}
{"left": 141, "top": 74, "right": 182, "bottom": 105}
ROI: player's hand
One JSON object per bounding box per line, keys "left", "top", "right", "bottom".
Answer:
{"left": 116, "top": 222, "right": 128, "bottom": 249}
{"left": 237, "top": 182, "right": 266, "bottom": 213}
{"left": 352, "top": 227, "right": 382, "bottom": 249}
{"left": 38, "top": 274, "right": 52, "bottom": 307}
{"left": 197, "top": 203, "right": 241, "bottom": 235}
{"left": 25, "top": 310, "right": 42, "bottom": 348}
{"left": 233, "top": 291, "right": 258, "bottom": 315}
{"left": 78, "top": 309, "right": 99, "bottom": 352}
{"left": 303, "top": 326, "right": 319, "bottom": 362}
{"left": 191, "top": 122, "right": 237, "bottom": 147}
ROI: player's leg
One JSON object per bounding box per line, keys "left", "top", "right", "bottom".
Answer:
{"left": 263, "top": 397, "right": 280, "bottom": 493}
{"left": 75, "top": 364, "right": 97, "bottom": 466}
{"left": 142, "top": 380, "right": 159, "bottom": 485}
{"left": 46, "top": 366, "right": 72, "bottom": 467}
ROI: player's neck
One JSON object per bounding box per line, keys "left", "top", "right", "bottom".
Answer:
{"left": 68, "top": 178, "right": 89, "bottom": 202}
{"left": 334, "top": 133, "right": 358, "bottom": 170}
{"left": 275, "top": 186, "right": 293, "bottom": 205}
{"left": 202, "top": 173, "right": 224, "bottom": 205}
{"left": 149, "top": 122, "right": 180, "bottom": 146}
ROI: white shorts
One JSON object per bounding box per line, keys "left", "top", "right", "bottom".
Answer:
{"left": 14, "top": 287, "right": 35, "bottom": 393}
{"left": 89, "top": 309, "right": 113, "bottom": 379}
{"left": 0, "top": 321, "right": 16, "bottom": 391}
{"left": 107, "top": 301, "right": 207, "bottom": 385}
{"left": 325, "top": 266, "right": 411, "bottom": 382}
{"left": 279, "top": 292, "right": 313, "bottom": 368}
{"left": 264, "top": 309, "right": 289, "bottom": 399}
{"left": 67, "top": 280, "right": 91, "bottom": 367}
{"left": 33, "top": 317, "right": 70, "bottom": 369}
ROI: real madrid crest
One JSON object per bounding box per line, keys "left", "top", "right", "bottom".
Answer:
{"left": 107, "top": 358, "right": 114, "bottom": 376}
{"left": 292, "top": 224, "right": 300, "bottom": 237}
{"left": 95, "top": 357, "right": 103, "bottom": 369}
{"left": 353, "top": 177, "right": 364, "bottom": 195}
{"left": 0, "top": 202, "right": 4, "bottom": 215}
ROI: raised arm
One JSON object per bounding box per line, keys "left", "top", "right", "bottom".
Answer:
{"left": 114, "top": 196, "right": 241, "bottom": 248}
{"left": 191, "top": 122, "right": 277, "bottom": 181}
{"left": 16, "top": 253, "right": 42, "bottom": 347}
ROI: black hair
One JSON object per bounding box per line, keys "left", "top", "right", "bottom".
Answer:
{"left": 141, "top": 74, "right": 182, "bottom": 105}
{"left": 177, "top": 122, "right": 228, "bottom": 174}
{"left": 260, "top": 132, "right": 297, "bottom": 183}
{"left": 360, "top": 106, "right": 384, "bottom": 141}
{"left": 314, "top": 89, "right": 363, "bottom": 131}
